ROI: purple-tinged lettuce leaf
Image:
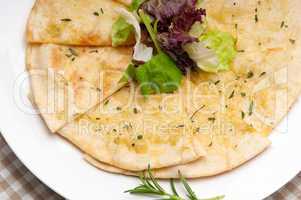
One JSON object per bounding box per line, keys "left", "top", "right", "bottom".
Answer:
{"left": 157, "top": 32, "right": 198, "bottom": 72}
{"left": 142, "top": 0, "right": 187, "bottom": 23}
{"left": 141, "top": 0, "right": 206, "bottom": 73}
{"left": 171, "top": 7, "right": 206, "bottom": 32}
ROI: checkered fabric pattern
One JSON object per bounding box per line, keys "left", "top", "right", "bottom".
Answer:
{"left": 266, "top": 174, "right": 301, "bottom": 200}
{"left": 0, "top": 136, "right": 63, "bottom": 200}
{"left": 0, "top": 134, "right": 299, "bottom": 200}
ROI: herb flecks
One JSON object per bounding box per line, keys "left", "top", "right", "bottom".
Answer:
{"left": 89, "top": 50, "right": 99, "bottom": 53}
{"left": 254, "top": 7, "right": 259, "bottom": 23}
{"left": 241, "top": 111, "right": 245, "bottom": 119}
{"left": 247, "top": 71, "right": 254, "bottom": 79}
{"left": 190, "top": 105, "right": 206, "bottom": 122}
{"left": 208, "top": 117, "right": 216, "bottom": 122}
{"left": 94, "top": 8, "right": 104, "bottom": 16}
{"left": 61, "top": 18, "right": 72, "bottom": 22}
{"left": 68, "top": 48, "right": 78, "bottom": 57}
{"left": 229, "top": 90, "right": 235, "bottom": 99}
{"left": 214, "top": 80, "right": 221, "bottom": 85}
{"left": 104, "top": 100, "right": 110, "bottom": 106}
{"left": 249, "top": 100, "right": 254, "bottom": 116}
{"left": 280, "top": 21, "right": 288, "bottom": 29}
{"left": 133, "top": 108, "right": 139, "bottom": 114}
{"left": 65, "top": 48, "right": 78, "bottom": 61}
{"left": 280, "top": 21, "right": 285, "bottom": 28}
{"left": 289, "top": 39, "right": 296, "bottom": 45}
{"left": 259, "top": 72, "right": 266, "bottom": 77}
{"left": 240, "top": 92, "right": 246, "bottom": 97}
{"left": 255, "top": 14, "right": 258, "bottom": 23}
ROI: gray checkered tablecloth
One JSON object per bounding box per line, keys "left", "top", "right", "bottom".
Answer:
{"left": 0, "top": 134, "right": 300, "bottom": 200}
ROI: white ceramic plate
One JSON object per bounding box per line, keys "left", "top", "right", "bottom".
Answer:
{"left": 0, "top": 1, "right": 301, "bottom": 199}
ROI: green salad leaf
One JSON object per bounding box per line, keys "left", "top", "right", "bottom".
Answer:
{"left": 111, "top": 17, "right": 134, "bottom": 47}
{"left": 189, "top": 21, "right": 206, "bottom": 38}
{"left": 200, "top": 30, "right": 237, "bottom": 72}
{"left": 129, "top": 0, "right": 145, "bottom": 12}
{"left": 119, "top": 64, "right": 136, "bottom": 83}
{"left": 120, "top": 53, "right": 183, "bottom": 95}
{"left": 185, "top": 30, "right": 237, "bottom": 73}
{"left": 115, "top": 7, "right": 153, "bottom": 62}
{"left": 135, "top": 52, "right": 183, "bottom": 95}
{"left": 196, "top": 0, "right": 204, "bottom": 8}
{"left": 139, "top": 10, "right": 161, "bottom": 53}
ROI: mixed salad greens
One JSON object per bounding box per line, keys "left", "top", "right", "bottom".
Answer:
{"left": 112, "top": 0, "right": 237, "bottom": 95}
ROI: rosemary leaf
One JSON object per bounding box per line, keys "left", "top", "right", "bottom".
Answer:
{"left": 200, "top": 195, "right": 226, "bottom": 200}
{"left": 170, "top": 179, "right": 179, "bottom": 196}
{"left": 179, "top": 171, "right": 198, "bottom": 200}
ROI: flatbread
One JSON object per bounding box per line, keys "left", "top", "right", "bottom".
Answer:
{"left": 27, "top": 44, "right": 132, "bottom": 132}
{"left": 27, "top": 0, "right": 132, "bottom": 46}
{"left": 83, "top": 0, "right": 301, "bottom": 177}
{"left": 116, "top": 0, "right": 132, "bottom": 6}
{"left": 58, "top": 81, "right": 207, "bottom": 171}
{"left": 85, "top": 134, "right": 270, "bottom": 178}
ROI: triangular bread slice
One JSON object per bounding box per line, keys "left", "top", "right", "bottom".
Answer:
{"left": 27, "top": 44, "right": 132, "bottom": 132}
{"left": 58, "top": 82, "right": 207, "bottom": 171}
{"left": 27, "top": 0, "right": 133, "bottom": 46}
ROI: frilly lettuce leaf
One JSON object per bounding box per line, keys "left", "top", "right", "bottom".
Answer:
{"left": 184, "top": 41, "right": 219, "bottom": 72}
{"left": 188, "top": 21, "right": 206, "bottom": 38}
{"left": 141, "top": 0, "right": 206, "bottom": 73}
{"left": 185, "top": 30, "right": 236, "bottom": 73}
{"left": 114, "top": 8, "right": 153, "bottom": 62}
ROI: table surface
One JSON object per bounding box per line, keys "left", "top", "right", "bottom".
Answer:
{"left": 0, "top": 134, "right": 300, "bottom": 200}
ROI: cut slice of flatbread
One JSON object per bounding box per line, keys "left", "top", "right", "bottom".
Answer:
{"left": 27, "top": 44, "right": 132, "bottom": 132}
{"left": 84, "top": 134, "right": 270, "bottom": 178}
{"left": 27, "top": 0, "right": 132, "bottom": 46}
{"left": 27, "top": 44, "right": 132, "bottom": 91}
{"left": 29, "top": 68, "right": 101, "bottom": 133}
{"left": 58, "top": 82, "right": 207, "bottom": 171}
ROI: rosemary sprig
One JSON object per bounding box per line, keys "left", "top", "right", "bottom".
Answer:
{"left": 125, "top": 167, "right": 225, "bottom": 200}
